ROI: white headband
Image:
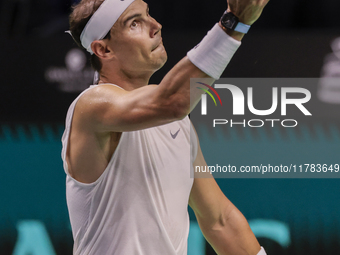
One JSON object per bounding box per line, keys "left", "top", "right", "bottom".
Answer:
{"left": 80, "top": 0, "right": 135, "bottom": 54}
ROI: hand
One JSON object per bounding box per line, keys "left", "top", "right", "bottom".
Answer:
{"left": 227, "top": 0, "right": 270, "bottom": 25}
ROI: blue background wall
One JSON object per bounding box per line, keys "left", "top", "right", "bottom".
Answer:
{"left": 2, "top": 123, "right": 340, "bottom": 254}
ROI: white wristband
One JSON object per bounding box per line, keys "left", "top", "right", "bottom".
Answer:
{"left": 257, "top": 247, "right": 267, "bottom": 255}
{"left": 187, "top": 23, "right": 241, "bottom": 80}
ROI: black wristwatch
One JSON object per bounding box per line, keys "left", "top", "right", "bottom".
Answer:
{"left": 220, "top": 11, "right": 250, "bottom": 34}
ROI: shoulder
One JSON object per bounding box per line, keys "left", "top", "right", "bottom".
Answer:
{"left": 70, "top": 85, "right": 123, "bottom": 132}
{"left": 77, "top": 84, "right": 126, "bottom": 108}
{"left": 76, "top": 84, "right": 124, "bottom": 116}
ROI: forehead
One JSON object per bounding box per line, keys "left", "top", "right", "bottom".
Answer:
{"left": 118, "top": 0, "right": 147, "bottom": 23}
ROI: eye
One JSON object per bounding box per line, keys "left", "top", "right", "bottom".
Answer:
{"left": 131, "top": 20, "right": 138, "bottom": 28}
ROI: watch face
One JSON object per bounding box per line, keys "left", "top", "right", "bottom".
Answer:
{"left": 221, "top": 12, "right": 238, "bottom": 30}
{"left": 223, "top": 19, "right": 236, "bottom": 28}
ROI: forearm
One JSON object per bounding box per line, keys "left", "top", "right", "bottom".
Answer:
{"left": 158, "top": 24, "right": 241, "bottom": 116}
{"left": 158, "top": 57, "right": 214, "bottom": 117}
{"left": 158, "top": 20, "right": 245, "bottom": 96}
{"left": 199, "top": 205, "right": 261, "bottom": 255}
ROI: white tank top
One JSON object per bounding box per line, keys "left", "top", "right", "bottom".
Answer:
{"left": 61, "top": 84, "right": 197, "bottom": 255}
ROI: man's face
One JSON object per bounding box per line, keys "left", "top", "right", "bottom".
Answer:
{"left": 107, "top": 0, "right": 167, "bottom": 75}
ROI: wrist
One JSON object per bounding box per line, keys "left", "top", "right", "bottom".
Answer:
{"left": 218, "top": 21, "right": 244, "bottom": 41}
{"left": 187, "top": 23, "right": 241, "bottom": 80}
{"left": 219, "top": 10, "right": 251, "bottom": 40}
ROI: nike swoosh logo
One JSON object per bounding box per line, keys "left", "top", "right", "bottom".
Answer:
{"left": 170, "top": 129, "right": 181, "bottom": 139}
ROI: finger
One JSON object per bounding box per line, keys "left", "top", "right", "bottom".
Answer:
{"left": 259, "top": 0, "right": 270, "bottom": 6}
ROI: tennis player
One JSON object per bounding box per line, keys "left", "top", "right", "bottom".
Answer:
{"left": 62, "top": 0, "right": 269, "bottom": 254}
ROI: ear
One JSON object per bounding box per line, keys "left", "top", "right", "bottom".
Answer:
{"left": 91, "top": 40, "right": 114, "bottom": 59}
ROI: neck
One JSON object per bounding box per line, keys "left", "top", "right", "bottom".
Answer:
{"left": 98, "top": 65, "right": 154, "bottom": 91}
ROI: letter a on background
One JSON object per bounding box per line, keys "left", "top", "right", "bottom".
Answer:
{"left": 12, "top": 220, "right": 56, "bottom": 255}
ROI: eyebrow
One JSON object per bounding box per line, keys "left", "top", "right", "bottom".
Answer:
{"left": 123, "top": 4, "right": 149, "bottom": 26}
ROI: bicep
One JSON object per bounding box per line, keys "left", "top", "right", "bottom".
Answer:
{"left": 77, "top": 84, "right": 185, "bottom": 132}
{"left": 76, "top": 56, "right": 212, "bottom": 133}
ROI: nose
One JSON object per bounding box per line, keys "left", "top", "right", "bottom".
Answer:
{"left": 150, "top": 17, "right": 162, "bottom": 38}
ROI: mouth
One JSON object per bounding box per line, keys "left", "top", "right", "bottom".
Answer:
{"left": 152, "top": 38, "right": 163, "bottom": 51}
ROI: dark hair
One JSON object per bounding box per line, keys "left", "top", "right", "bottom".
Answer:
{"left": 69, "top": 0, "right": 111, "bottom": 72}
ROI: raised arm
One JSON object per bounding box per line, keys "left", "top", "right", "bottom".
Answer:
{"left": 75, "top": 60, "right": 214, "bottom": 132}
{"left": 76, "top": 0, "right": 269, "bottom": 132}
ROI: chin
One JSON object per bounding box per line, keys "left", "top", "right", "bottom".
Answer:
{"left": 152, "top": 51, "right": 168, "bottom": 72}
{"left": 159, "top": 52, "right": 168, "bottom": 68}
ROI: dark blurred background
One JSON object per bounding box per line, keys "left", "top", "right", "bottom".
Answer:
{"left": 1, "top": 0, "right": 340, "bottom": 122}
{"left": 0, "top": 0, "right": 340, "bottom": 254}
